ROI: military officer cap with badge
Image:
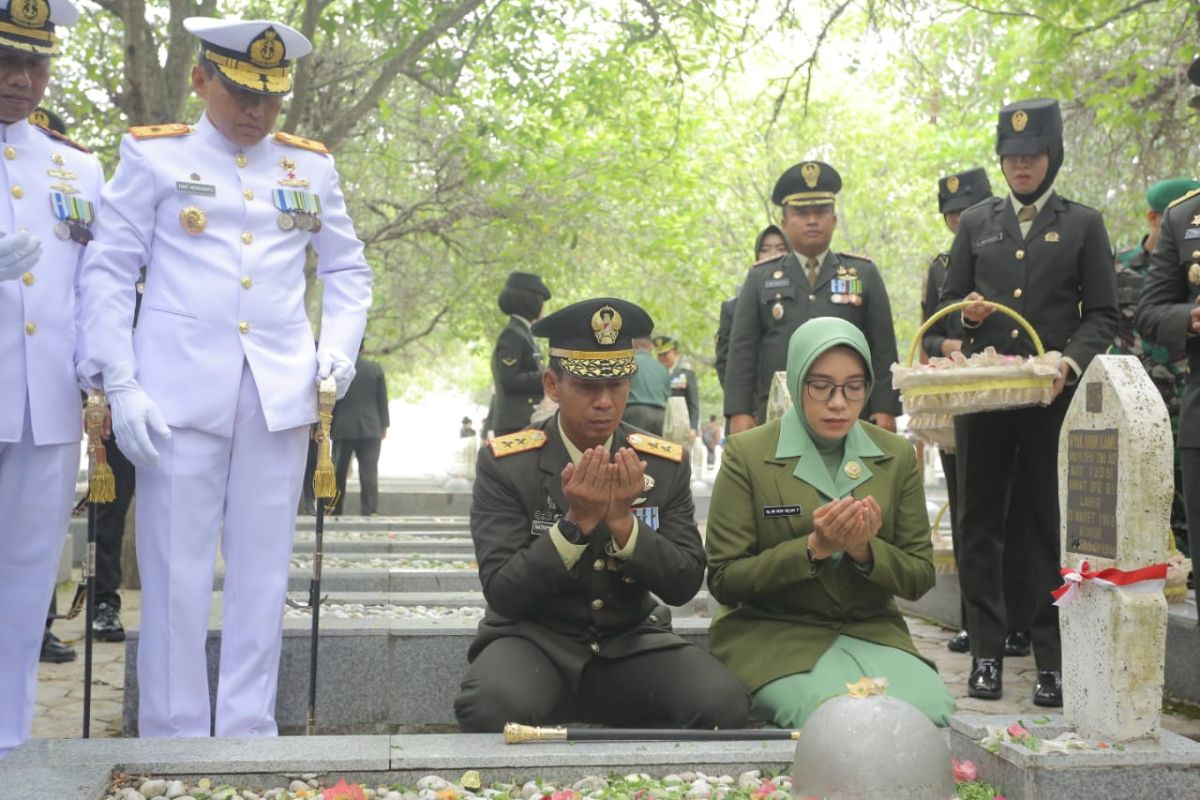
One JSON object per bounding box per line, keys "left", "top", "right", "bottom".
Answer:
{"left": 184, "top": 16, "right": 312, "bottom": 95}
{"left": 938, "top": 167, "right": 993, "bottom": 215}
{"left": 504, "top": 270, "right": 551, "bottom": 299}
{"left": 0, "top": 0, "right": 78, "bottom": 57}
{"left": 995, "top": 98, "right": 1062, "bottom": 156}
{"left": 532, "top": 297, "right": 654, "bottom": 380}
{"left": 772, "top": 160, "right": 842, "bottom": 209}
{"left": 651, "top": 334, "right": 676, "bottom": 356}
{"left": 1147, "top": 178, "right": 1200, "bottom": 214}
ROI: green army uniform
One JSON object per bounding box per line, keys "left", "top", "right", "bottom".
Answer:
{"left": 723, "top": 161, "right": 902, "bottom": 424}
{"left": 623, "top": 349, "right": 670, "bottom": 435}
{"left": 1136, "top": 186, "right": 1200, "bottom": 605}
{"left": 653, "top": 335, "right": 700, "bottom": 433}
{"left": 455, "top": 297, "right": 749, "bottom": 732}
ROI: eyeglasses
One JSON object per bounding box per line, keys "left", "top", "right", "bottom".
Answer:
{"left": 804, "top": 379, "right": 869, "bottom": 403}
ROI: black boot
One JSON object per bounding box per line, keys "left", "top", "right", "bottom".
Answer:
{"left": 967, "top": 657, "right": 1003, "bottom": 700}
{"left": 40, "top": 631, "right": 76, "bottom": 663}
{"left": 1003, "top": 631, "right": 1031, "bottom": 657}
{"left": 947, "top": 629, "right": 970, "bottom": 653}
{"left": 93, "top": 602, "right": 126, "bottom": 643}
{"left": 1033, "top": 669, "right": 1063, "bottom": 707}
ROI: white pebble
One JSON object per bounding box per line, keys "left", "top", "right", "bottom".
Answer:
{"left": 383, "top": 793, "right": 405, "bottom": 800}
{"left": 685, "top": 784, "right": 711, "bottom": 799}
{"left": 289, "top": 781, "right": 310, "bottom": 792}
{"left": 417, "top": 776, "right": 452, "bottom": 791}
{"left": 715, "top": 776, "right": 734, "bottom": 786}
{"left": 164, "top": 782, "right": 187, "bottom": 799}
{"left": 680, "top": 772, "right": 697, "bottom": 782}
{"left": 737, "top": 771, "right": 760, "bottom": 789}
{"left": 572, "top": 777, "right": 607, "bottom": 793}
{"left": 123, "top": 792, "right": 147, "bottom": 800}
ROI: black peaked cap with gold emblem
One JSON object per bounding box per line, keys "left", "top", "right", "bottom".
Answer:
{"left": 651, "top": 334, "right": 676, "bottom": 355}
{"left": 184, "top": 17, "right": 312, "bottom": 96}
{"left": 995, "top": 98, "right": 1062, "bottom": 157}
{"left": 532, "top": 297, "right": 654, "bottom": 380}
{"left": 938, "top": 167, "right": 993, "bottom": 214}
{"left": 771, "top": 160, "right": 842, "bottom": 208}
{"left": 504, "top": 271, "right": 551, "bottom": 299}
{"left": 0, "top": 0, "right": 79, "bottom": 58}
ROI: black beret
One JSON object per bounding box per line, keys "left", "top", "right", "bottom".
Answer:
{"left": 504, "top": 271, "right": 550, "bottom": 299}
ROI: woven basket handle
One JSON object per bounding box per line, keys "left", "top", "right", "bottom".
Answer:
{"left": 910, "top": 300, "right": 1046, "bottom": 367}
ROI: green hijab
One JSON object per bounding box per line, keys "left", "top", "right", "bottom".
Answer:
{"left": 775, "top": 317, "right": 884, "bottom": 499}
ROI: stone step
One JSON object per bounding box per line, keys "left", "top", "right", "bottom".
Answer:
{"left": 6, "top": 733, "right": 794, "bottom": 800}
{"left": 279, "top": 590, "right": 715, "bottom": 619}
{"left": 122, "top": 615, "right": 716, "bottom": 736}
{"left": 291, "top": 534, "right": 475, "bottom": 556}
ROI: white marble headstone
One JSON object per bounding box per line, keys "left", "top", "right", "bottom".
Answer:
{"left": 1058, "top": 355, "right": 1171, "bottom": 742}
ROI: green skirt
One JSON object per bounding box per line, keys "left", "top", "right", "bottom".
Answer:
{"left": 752, "top": 634, "right": 955, "bottom": 727}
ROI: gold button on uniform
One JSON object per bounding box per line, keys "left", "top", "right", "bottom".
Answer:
{"left": 1010, "top": 329, "right": 1020, "bottom": 339}
{"left": 24, "top": 321, "right": 35, "bottom": 335}
{"left": 21, "top": 272, "right": 33, "bottom": 286}
{"left": 10, "top": 185, "right": 22, "bottom": 199}
{"left": 1013, "top": 288, "right": 1022, "bottom": 298}
{"left": 590, "top": 599, "right": 604, "bottom": 610}
{"left": 590, "top": 642, "right": 600, "bottom": 653}
{"left": 243, "top": 189, "right": 254, "bottom": 201}
{"left": 241, "top": 232, "right": 253, "bottom": 245}
{"left": 238, "top": 321, "right": 250, "bottom": 334}
{"left": 241, "top": 276, "right": 252, "bottom": 289}
{"left": 622, "top": 575, "right": 635, "bottom": 584}
{"left": 236, "top": 154, "right": 247, "bottom": 168}
{"left": 1015, "top": 249, "right": 1025, "bottom": 260}
{"left": 592, "top": 559, "right": 605, "bottom": 571}
{"left": 3, "top": 146, "right": 14, "bottom": 160}
{"left": 808, "top": 294, "right": 816, "bottom": 301}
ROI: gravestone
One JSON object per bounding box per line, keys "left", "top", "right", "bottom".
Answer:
{"left": 1057, "top": 354, "right": 1171, "bottom": 742}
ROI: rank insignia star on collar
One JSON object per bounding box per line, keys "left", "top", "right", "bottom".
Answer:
{"left": 1192, "top": 214, "right": 1200, "bottom": 226}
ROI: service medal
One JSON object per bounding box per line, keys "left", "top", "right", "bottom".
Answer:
{"left": 844, "top": 461, "right": 861, "bottom": 479}
{"left": 831, "top": 293, "right": 844, "bottom": 304}
{"left": 277, "top": 212, "right": 296, "bottom": 231}
{"left": 180, "top": 206, "right": 207, "bottom": 235}
{"left": 53, "top": 221, "right": 69, "bottom": 240}
{"left": 773, "top": 270, "right": 783, "bottom": 279}
{"left": 294, "top": 213, "right": 312, "bottom": 232}
{"left": 1189, "top": 263, "right": 1200, "bottom": 286}
{"left": 771, "top": 302, "right": 784, "bottom": 320}
{"left": 850, "top": 295, "right": 863, "bottom": 306}
{"left": 309, "top": 217, "right": 322, "bottom": 233}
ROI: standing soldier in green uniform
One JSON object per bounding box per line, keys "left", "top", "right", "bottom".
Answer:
{"left": 1115, "top": 179, "right": 1198, "bottom": 551}
{"left": 923, "top": 167, "right": 1032, "bottom": 659}
{"left": 724, "top": 161, "right": 901, "bottom": 434}
{"left": 491, "top": 271, "right": 551, "bottom": 436}
{"left": 1136, "top": 58, "right": 1200, "bottom": 606}
{"left": 454, "top": 297, "right": 749, "bottom": 732}
{"left": 622, "top": 337, "right": 671, "bottom": 435}
{"left": 653, "top": 335, "right": 700, "bottom": 436}
{"left": 928, "top": 98, "right": 1117, "bottom": 707}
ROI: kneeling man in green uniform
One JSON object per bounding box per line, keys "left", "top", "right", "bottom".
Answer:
{"left": 455, "top": 298, "right": 750, "bottom": 732}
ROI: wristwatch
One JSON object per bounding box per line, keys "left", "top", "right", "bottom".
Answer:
{"left": 558, "top": 517, "right": 587, "bottom": 545}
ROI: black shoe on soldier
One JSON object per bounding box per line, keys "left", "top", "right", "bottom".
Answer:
{"left": 1033, "top": 669, "right": 1063, "bottom": 707}
{"left": 1004, "top": 631, "right": 1031, "bottom": 657}
{"left": 947, "top": 629, "right": 970, "bottom": 653}
{"left": 967, "top": 658, "right": 1003, "bottom": 700}
{"left": 40, "top": 631, "right": 76, "bottom": 663}
{"left": 92, "top": 602, "right": 126, "bottom": 643}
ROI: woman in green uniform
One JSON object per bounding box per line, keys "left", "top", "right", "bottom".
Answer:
{"left": 705, "top": 317, "right": 954, "bottom": 727}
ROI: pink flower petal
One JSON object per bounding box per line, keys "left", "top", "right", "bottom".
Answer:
{"left": 951, "top": 757, "right": 978, "bottom": 782}
{"left": 1006, "top": 723, "right": 1029, "bottom": 739}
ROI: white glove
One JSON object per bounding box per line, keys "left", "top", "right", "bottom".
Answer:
{"left": 316, "top": 347, "right": 356, "bottom": 399}
{"left": 102, "top": 362, "right": 171, "bottom": 469}
{"left": 0, "top": 231, "right": 42, "bottom": 282}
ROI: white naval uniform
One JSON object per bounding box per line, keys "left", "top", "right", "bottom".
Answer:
{"left": 79, "top": 113, "right": 372, "bottom": 738}
{"left": 0, "top": 120, "right": 103, "bottom": 757}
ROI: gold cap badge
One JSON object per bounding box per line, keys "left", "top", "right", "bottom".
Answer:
{"left": 946, "top": 176, "right": 959, "bottom": 194}
{"left": 801, "top": 161, "right": 821, "bottom": 189}
{"left": 248, "top": 27, "right": 285, "bottom": 68}
{"left": 1012, "top": 110, "right": 1028, "bottom": 132}
{"left": 12, "top": 0, "right": 49, "bottom": 29}
{"left": 592, "top": 305, "right": 622, "bottom": 345}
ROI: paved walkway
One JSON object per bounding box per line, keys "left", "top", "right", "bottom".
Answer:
{"left": 31, "top": 578, "right": 1200, "bottom": 744}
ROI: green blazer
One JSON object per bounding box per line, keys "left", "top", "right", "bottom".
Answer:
{"left": 705, "top": 419, "right": 935, "bottom": 692}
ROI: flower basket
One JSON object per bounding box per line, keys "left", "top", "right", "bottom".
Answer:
{"left": 893, "top": 301, "right": 1061, "bottom": 449}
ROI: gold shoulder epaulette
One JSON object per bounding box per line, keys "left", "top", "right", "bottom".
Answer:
{"left": 838, "top": 251, "right": 873, "bottom": 262}
{"left": 489, "top": 429, "right": 548, "bottom": 457}
{"left": 34, "top": 125, "right": 90, "bottom": 153}
{"left": 275, "top": 130, "right": 330, "bottom": 155}
{"left": 1168, "top": 188, "right": 1200, "bottom": 210}
{"left": 129, "top": 123, "right": 192, "bottom": 140}
{"left": 626, "top": 432, "right": 684, "bottom": 463}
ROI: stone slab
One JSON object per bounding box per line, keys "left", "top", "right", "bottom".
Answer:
{"left": 123, "top": 618, "right": 713, "bottom": 736}
{"left": 949, "top": 714, "right": 1200, "bottom": 800}
{"left": 280, "top": 590, "right": 713, "bottom": 617}
{"left": 0, "top": 764, "right": 110, "bottom": 800}
{"left": 291, "top": 536, "right": 475, "bottom": 555}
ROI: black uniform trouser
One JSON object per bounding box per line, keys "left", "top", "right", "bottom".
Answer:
{"left": 942, "top": 450, "right": 1035, "bottom": 634}
{"left": 955, "top": 388, "right": 1073, "bottom": 669}
{"left": 454, "top": 636, "right": 750, "bottom": 732}
{"left": 623, "top": 404, "right": 665, "bottom": 436}
{"left": 93, "top": 435, "right": 136, "bottom": 610}
{"left": 332, "top": 437, "right": 382, "bottom": 515}
{"left": 1178, "top": 448, "right": 1200, "bottom": 605}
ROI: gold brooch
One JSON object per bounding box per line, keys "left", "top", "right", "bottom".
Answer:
{"left": 1189, "top": 264, "right": 1200, "bottom": 286}
{"left": 844, "top": 461, "right": 861, "bottom": 479}
{"left": 179, "top": 206, "right": 207, "bottom": 235}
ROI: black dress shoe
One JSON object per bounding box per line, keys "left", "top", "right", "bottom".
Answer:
{"left": 947, "top": 629, "right": 970, "bottom": 653}
{"left": 92, "top": 602, "right": 126, "bottom": 643}
{"left": 1034, "top": 669, "right": 1063, "bottom": 707}
{"left": 968, "top": 657, "right": 1003, "bottom": 699}
{"left": 1004, "top": 631, "right": 1031, "bottom": 657}
{"left": 40, "top": 631, "right": 76, "bottom": 663}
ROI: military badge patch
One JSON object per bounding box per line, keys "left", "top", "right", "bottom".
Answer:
{"left": 1189, "top": 264, "right": 1200, "bottom": 286}
{"left": 489, "top": 429, "right": 548, "bottom": 456}
{"left": 631, "top": 505, "right": 660, "bottom": 530}
{"left": 626, "top": 433, "right": 684, "bottom": 463}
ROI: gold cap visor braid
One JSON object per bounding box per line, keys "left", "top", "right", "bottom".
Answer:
{"left": 548, "top": 347, "right": 638, "bottom": 380}
{"left": 0, "top": 21, "right": 59, "bottom": 56}
{"left": 206, "top": 49, "right": 292, "bottom": 95}
{"left": 781, "top": 191, "right": 836, "bottom": 207}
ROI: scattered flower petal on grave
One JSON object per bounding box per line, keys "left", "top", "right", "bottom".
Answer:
{"left": 951, "top": 757, "right": 978, "bottom": 782}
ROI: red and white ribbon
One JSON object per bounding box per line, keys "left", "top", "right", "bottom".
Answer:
{"left": 1051, "top": 560, "right": 1168, "bottom": 607}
